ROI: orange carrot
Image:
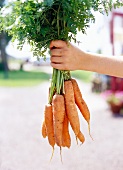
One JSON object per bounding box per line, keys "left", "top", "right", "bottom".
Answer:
{"left": 62, "top": 111, "right": 71, "bottom": 148}
{"left": 77, "top": 131, "right": 85, "bottom": 144}
{"left": 52, "top": 94, "right": 65, "bottom": 147}
{"left": 64, "top": 80, "right": 80, "bottom": 136}
{"left": 41, "top": 120, "right": 47, "bottom": 138}
{"left": 44, "top": 104, "right": 55, "bottom": 148}
{"left": 71, "top": 79, "right": 91, "bottom": 136}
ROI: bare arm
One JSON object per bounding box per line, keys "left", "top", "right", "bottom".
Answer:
{"left": 84, "top": 53, "right": 123, "bottom": 78}
{"left": 50, "top": 40, "right": 123, "bottom": 78}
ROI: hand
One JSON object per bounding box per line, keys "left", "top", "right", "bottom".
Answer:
{"left": 50, "top": 40, "right": 123, "bottom": 78}
{"left": 50, "top": 40, "right": 87, "bottom": 71}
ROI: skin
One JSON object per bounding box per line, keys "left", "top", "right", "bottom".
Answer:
{"left": 50, "top": 40, "right": 123, "bottom": 78}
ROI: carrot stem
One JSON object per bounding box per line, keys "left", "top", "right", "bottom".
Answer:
{"left": 49, "top": 69, "right": 71, "bottom": 103}
{"left": 56, "top": 70, "right": 61, "bottom": 94}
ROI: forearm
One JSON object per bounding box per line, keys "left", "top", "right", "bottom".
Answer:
{"left": 50, "top": 40, "right": 123, "bottom": 78}
{"left": 83, "top": 52, "right": 123, "bottom": 78}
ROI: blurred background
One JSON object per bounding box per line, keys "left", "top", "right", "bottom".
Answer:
{"left": 1, "top": 1, "right": 123, "bottom": 170}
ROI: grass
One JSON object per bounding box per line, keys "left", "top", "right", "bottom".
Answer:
{"left": 0, "top": 69, "right": 92, "bottom": 87}
{"left": 0, "top": 70, "right": 51, "bottom": 87}
{"left": 71, "top": 70, "right": 92, "bottom": 83}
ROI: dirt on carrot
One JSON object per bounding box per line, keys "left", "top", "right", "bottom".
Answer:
{"left": 71, "top": 78, "right": 91, "bottom": 136}
{"left": 44, "top": 104, "right": 55, "bottom": 148}
{"left": 52, "top": 94, "right": 65, "bottom": 147}
{"left": 64, "top": 80, "right": 80, "bottom": 137}
{"left": 41, "top": 120, "right": 47, "bottom": 138}
{"left": 42, "top": 78, "right": 92, "bottom": 161}
{"left": 62, "top": 110, "right": 71, "bottom": 148}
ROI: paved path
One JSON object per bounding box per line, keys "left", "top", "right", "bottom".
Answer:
{"left": 0, "top": 80, "right": 123, "bottom": 170}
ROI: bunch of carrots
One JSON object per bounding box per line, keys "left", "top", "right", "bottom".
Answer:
{"left": 41, "top": 77, "right": 92, "bottom": 159}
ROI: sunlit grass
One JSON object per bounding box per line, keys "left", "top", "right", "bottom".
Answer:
{"left": 71, "top": 70, "right": 93, "bottom": 82}
{"left": 0, "top": 69, "right": 92, "bottom": 87}
{"left": 0, "top": 70, "right": 51, "bottom": 87}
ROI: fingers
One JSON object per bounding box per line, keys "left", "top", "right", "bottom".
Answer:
{"left": 49, "top": 40, "right": 70, "bottom": 70}
{"left": 51, "top": 56, "right": 63, "bottom": 63}
{"left": 50, "top": 40, "right": 67, "bottom": 49}
{"left": 50, "top": 48, "right": 63, "bottom": 56}
{"left": 50, "top": 62, "right": 67, "bottom": 70}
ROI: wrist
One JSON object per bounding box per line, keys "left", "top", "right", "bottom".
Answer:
{"left": 79, "top": 51, "right": 95, "bottom": 72}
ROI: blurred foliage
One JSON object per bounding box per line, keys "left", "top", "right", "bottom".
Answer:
{"left": 0, "top": 0, "right": 4, "bottom": 7}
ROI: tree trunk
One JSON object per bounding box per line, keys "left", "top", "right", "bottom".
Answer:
{"left": 0, "top": 32, "right": 9, "bottom": 78}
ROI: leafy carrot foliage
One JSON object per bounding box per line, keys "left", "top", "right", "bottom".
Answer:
{"left": 0, "top": 0, "right": 122, "bottom": 58}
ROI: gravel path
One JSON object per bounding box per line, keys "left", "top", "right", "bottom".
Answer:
{"left": 0, "top": 80, "right": 123, "bottom": 170}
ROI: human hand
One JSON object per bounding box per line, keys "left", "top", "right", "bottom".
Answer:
{"left": 50, "top": 40, "right": 123, "bottom": 78}
{"left": 50, "top": 40, "right": 87, "bottom": 71}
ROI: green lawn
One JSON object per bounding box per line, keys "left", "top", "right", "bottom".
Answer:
{"left": 0, "top": 69, "right": 92, "bottom": 87}
{"left": 71, "top": 70, "right": 92, "bottom": 82}
{"left": 0, "top": 70, "right": 51, "bottom": 87}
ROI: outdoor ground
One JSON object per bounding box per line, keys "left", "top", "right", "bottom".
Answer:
{"left": 0, "top": 79, "right": 123, "bottom": 170}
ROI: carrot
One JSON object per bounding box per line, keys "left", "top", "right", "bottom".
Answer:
{"left": 52, "top": 94, "right": 65, "bottom": 147}
{"left": 62, "top": 111, "right": 71, "bottom": 148}
{"left": 77, "top": 131, "right": 85, "bottom": 144}
{"left": 71, "top": 79, "right": 91, "bottom": 137}
{"left": 44, "top": 104, "right": 55, "bottom": 148}
{"left": 41, "top": 120, "right": 47, "bottom": 138}
{"left": 64, "top": 80, "right": 80, "bottom": 136}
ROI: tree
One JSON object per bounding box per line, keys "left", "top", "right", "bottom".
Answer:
{"left": 0, "top": 0, "right": 11, "bottom": 78}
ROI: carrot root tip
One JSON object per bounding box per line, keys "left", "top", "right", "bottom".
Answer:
{"left": 49, "top": 147, "right": 55, "bottom": 162}
{"left": 76, "top": 136, "right": 78, "bottom": 145}
{"left": 88, "top": 122, "right": 94, "bottom": 141}
{"left": 60, "top": 146, "right": 63, "bottom": 164}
